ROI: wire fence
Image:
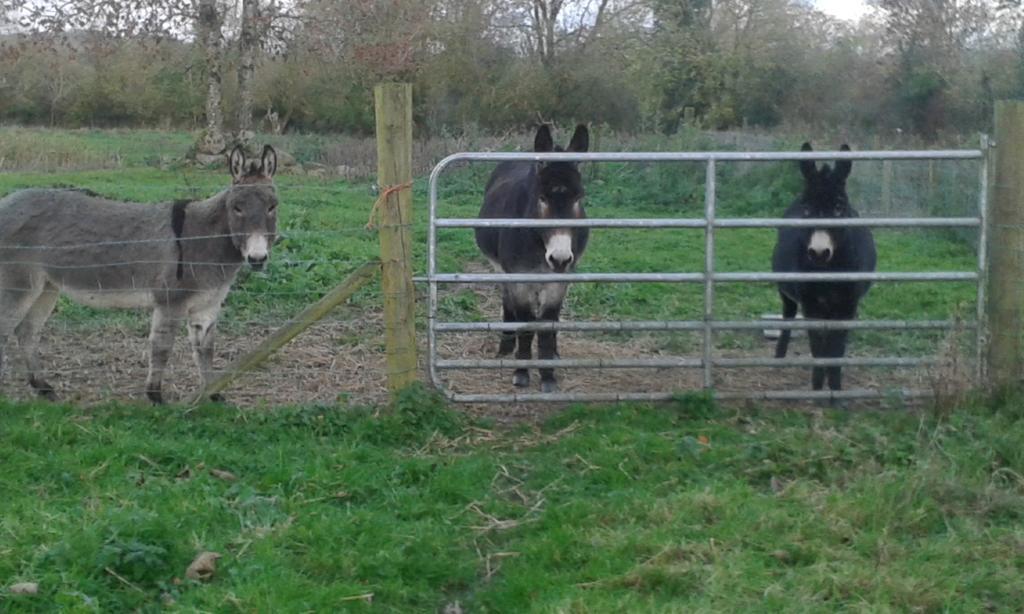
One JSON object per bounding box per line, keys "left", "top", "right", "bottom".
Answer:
{"left": 0, "top": 128, "right": 993, "bottom": 409}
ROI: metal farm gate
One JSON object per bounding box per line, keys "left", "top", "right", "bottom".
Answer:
{"left": 427, "top": 144, "right": 989, "bottom": 404}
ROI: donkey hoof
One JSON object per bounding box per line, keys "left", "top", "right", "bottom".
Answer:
{"left": 512, "top": 371, "right": 530, "bottom": 388}
{"left": 30, "top": 378, "right": 57, "bottom": 401}
{"left": 540, "top": 380, "right": 560, "bottom": 394}
{"left": 829, "top": 397, "right": 848, "bottom": 410}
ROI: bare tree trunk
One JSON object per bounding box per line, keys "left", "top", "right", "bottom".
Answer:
{"left": 196, "top": 0, "right": 226, "bottom": 155}
{"left": 531, "top": 0, "right": 562, "bottom": 67}
{"left": 236, "top": 0, "right": 259, "bottom": 150}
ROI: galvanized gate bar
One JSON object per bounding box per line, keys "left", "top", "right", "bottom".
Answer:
{"left": 438, "top": 358, "right": 703, "bottom": 369}
{"left": 450, "top": 389, "right": 934, "bottom": 404}
{"left": 432, "top": 271, "right": 976, "bottom": 283}
{"left": 703, "top": 160, "right": 717, "bottom": 388}
{"left": 434, "top": 319, "right": 971, "bottom": 333}
{"left": 437, "top": 217, "right": 981, "bottom": 228}
{"left": 437, "top": 356, "right": 934, "bottom": 369}
{"left": 432, "top": 150, "right": 983, "bottom": 165}
{"left": 427, "top": 147, "right": 988, "bottom": 404}
{"left": 976, "top": 135, "right": 991, "bottom": 381}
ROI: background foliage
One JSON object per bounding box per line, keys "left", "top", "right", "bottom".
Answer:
{"left": 1, "top": 0, "right": 1021, "bottom": 138}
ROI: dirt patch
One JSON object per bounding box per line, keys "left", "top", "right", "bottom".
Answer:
{"left": 0, "top": 315, "right": 391, "bottom": 410}
{"left": 0, "top": 276, "right": 934, "bottom": 424}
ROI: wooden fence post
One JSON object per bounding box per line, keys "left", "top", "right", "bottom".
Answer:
{"left": 374, "top": 83, "right": 418, "bottom": 397}
{"left": 986, "top": 100, "right": 1024, "bottom": 390}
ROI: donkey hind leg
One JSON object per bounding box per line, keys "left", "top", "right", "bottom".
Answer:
{"left": 188, "top": 302, "right": 224, "bottom": 403}
{"left": 0, "top": 275, "right": 44, "bottom": 390}
{"left": 496, "top": 298, "right": 517, "bottom": 358}
{"left": 512, "top": 306, "right": 535, "bottom": 389}
{"left": 146, "top": 306, "right": 182, "bottom": 404}
{"left": 775, "top": 292, "right": 799, "bottom": 359}
{"left": 15, "top": 283, "right": 60, "bottom": 400}
{"left": 537, "top": 302, "right": 563, "bottom": 394}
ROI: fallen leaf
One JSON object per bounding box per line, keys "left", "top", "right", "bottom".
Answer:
{"left": 771, "top": 549, "right": 792, "bottom": 563}
{"left": 209, "top": 469, "right": 237, "bottom": 482}
{"left": 9, "top": 582, "right": 39, "bottom": 595}
{"left": 186, "top": 552, "right": 222, "bottom": 581}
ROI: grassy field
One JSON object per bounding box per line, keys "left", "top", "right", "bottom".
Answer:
{"left": 3, "top": 390, "right": 1024, "bottom": 611}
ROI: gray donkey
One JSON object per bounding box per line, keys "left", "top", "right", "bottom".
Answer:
{"left": 0, "top": 145, "right": 279, "bottom": 404}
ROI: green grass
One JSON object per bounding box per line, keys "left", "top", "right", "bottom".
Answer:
{"left": 2, "top": 391, "right": 1023, "bottom": 611}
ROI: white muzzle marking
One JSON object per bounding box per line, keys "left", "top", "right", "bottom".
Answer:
{"left": 808, "top": 230, "right": 834, "bottom": 261}
{"left": 545, "top": 231, "right": 573, "bottom": 270}
{"left": 243, "top": 234, "right": 270, "bottom": 262}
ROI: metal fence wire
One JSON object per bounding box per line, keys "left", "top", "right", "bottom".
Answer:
{"left": 427, "top": 146, "right": 988, "bottom": 404}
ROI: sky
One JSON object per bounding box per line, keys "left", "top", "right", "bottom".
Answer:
{"left": 815, "top": 0, "right": 872, "bottom": 22}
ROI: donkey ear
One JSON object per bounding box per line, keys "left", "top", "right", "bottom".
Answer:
{"left": 567, "top": 123, "right": 589, "bottom": 153}
{"left": 228, "top": 146, "right": 246, "bottom": 182}
{"left": 834, "top": 144, "right": 852, "bottom": 183}
{"left": 534, "top": 124, "right": 554, "bottom": 153}
{"left": 261, "top": 145, "right": 278, "bottom": 178}
{"left": 799, "top": 142, "right": 816, "bottom": 180}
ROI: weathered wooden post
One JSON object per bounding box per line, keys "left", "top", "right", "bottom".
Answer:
{"left": 374, "top": 83, "right": 418, "bottom": 397}
{"left": 986, "top": 100, "right": 1024, "bottom": 390}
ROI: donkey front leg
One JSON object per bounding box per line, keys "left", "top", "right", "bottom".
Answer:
{"left": 824, "top": 328, "right": 851, "bottom": 393}
{"left": 537, "top": 303, "right": 563, "bottom": 393}
{"left": 146, "top": 306, "right": 182, "bottom": 404}
{"left": 775, "top": 292, "right": 798, "bottom": 359}
{"left": 512, "top": 306, "right": 535, "bottom": 389}
{"left": 188, "top": 303, "right": 224, "bottom": 403}
{"left": 807, "top": 329, "right": 828, "bottom": 391}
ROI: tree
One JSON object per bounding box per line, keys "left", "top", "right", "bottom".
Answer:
{"left": 196, "top": 0, "right": 226, "bottom": 154}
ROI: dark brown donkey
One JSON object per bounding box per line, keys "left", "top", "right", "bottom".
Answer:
{"left": 475, "top": 124, "right": 590, "bottom": 393}
{"left": 772, "top": 143, "right": 877, "bottom": 393}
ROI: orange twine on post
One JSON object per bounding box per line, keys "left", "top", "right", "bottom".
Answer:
{"left": 366, "top": 181, "right": 414, "bottom": 230}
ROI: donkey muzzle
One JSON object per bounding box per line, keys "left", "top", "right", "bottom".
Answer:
{"left": 807, "top": 230, "right": 834, "bottom": 265}
{"left": 545, "top": 231, "right": 574, "bottom": 272}
{"left": 247, "top": 254, "right": 268, "bottom": 271}
{"left": 546, "top": 251, "right": 574, "bottom": 272}
{"left": 242, "top": 234, "right": 271, "bottom": 270}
